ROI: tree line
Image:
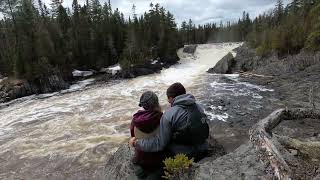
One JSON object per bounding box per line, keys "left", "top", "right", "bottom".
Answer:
{"left": 0, "top": 1, "right": 182, "bottom": 80}
{"left": 0, "top": 0, "right": 253, "bottom": 81}
{"left": 178, "top": 0, "right": 320, "bottom": 56}
{"left": 247, "top": 0, "right": 320, "bottom": 56}
{"left": 179, "top": 11, "right": 252, "bottom": 44}
{"left": 0, "top": 0, "right": 319, "bottom": 81}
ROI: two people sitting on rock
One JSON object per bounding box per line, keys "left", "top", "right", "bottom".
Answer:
{"left": 129, "top": 82, "right": 210, "bottom": 176}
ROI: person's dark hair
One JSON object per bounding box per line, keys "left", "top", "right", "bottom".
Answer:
{"left": 139, "top": 91, "right": 160, "bottom": 111}
{"left": 166, "top": 83, "right": 186, "bottom": 99}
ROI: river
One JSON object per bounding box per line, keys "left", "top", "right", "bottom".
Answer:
{"left": 0, "top": 43, "right": 274, "bottom": 179}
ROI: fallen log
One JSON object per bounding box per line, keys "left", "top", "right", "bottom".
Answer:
{"left": 249, "top": 108, "right": 320, "bottom": 180}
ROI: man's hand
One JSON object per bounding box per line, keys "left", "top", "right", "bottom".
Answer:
{"left": 129, "top": 137, "right": 137, "bottom": 147}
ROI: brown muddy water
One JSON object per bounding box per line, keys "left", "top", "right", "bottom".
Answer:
{"left": 0, "top": 43, "right": 274, "bottom": 179}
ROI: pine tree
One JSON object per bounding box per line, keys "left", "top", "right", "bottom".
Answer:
{"left": 275, "top": 0, "right": 284, "bottom": 24}
{"left": 51, "top": 0, "right": 63, "bottom": 17}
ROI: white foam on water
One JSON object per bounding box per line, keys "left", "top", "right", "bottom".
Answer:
{"left": 205, "top": 111, "right": 230, "bottom": 122}
{"left": 209, "top": 80, "right": 271, "bottom": 99}
{"left": 0, "top": 43, "right": 247, "bottom": 177}
{"left": 65, "top": 78, "right": 95, "bottom": 92}
{"left": 237, "top": 82, "right": 274, "bottom": 92}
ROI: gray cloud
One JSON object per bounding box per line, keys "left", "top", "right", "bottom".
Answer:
{"left": 43, "top": 0, "right": 291, "bottom": 25}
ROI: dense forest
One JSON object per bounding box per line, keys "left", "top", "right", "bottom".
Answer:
{"left": 248, "top": 0, "right": 320, "bottom": 56}
{"left": 0, "top": 1, "right": 181, "bottom": 80}
{"left": 179, "top": 12, "right": 252, "bottom": 44}
{"left": 183, "top": 0, "right": 320, "bottom": 56}
{"left": 0, "top": 0, "right": 319, "bottom": 81}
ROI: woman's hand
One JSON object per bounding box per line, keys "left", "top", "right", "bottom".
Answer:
{"left": 129, "top": 137, "right": 137, "bottom": 147}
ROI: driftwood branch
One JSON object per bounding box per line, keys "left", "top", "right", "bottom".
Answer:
{"left": 249, "top": 108, "right": 320, "bottom": 180}
{"left": 276, "top": 135, "right": 320, "bottom": 159}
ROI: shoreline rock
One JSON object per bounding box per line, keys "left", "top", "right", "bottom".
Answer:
{"left": 0, "top": 74, "right": 69, "bottom": 103}
{"left": 0, "top": 55, "right": 180, "bottom": 104}
{"left": 207, "top": 52, "right": 235, "bottom": 74}
{"left": 105, "top": 135, "right": 226, "bottom": 180}
{"left": 183, "top": 45, "right": 198, "bottom": 54}
{"left": 206, "top": 43, "right": 320, "bottom": 179}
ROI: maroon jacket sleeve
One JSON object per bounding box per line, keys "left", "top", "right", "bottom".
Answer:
{"left": 130, "top": 121, "right": 135, "bottom": 137}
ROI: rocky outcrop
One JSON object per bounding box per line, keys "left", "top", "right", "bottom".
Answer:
{"left": 183, "top": 45, "right": 197, "bottom": 54}
{"left": 207, "top": 52, "right": 235, "bottom": 74}
{"left": 105, "top": 140, "right": 267, "bottom": 180}
{"left": 209, "top": 44, "right": 320, "bottom": 76}
{"left": 118, "top": 57, "right": 179, "bottom": 79}
{"left": 228, "top": 44, "right": 320, "bottom": 76}
{"left": 194, "top": 142, "right": 267, "bottom": 180}
{"left": 230, "top": 44, "right": 320, "bottom": 108}
{"left": 0, "top": 55, "right": 180, "bottom": 102}
{"left": 118, "top": 63, "right": 163, "bottom": 79}
{"left": 201, "top": 44, "right": 320, "bottom": 180}
{"left": 105, "top": 145, "right": 136, "bottom": 180}
{"left": 0, "top": 75, "right": 69, "bottom": 103}
{"left": 105, "top": 136, "right": 226, "bottom": 180}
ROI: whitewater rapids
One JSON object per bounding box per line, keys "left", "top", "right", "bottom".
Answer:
{"left": 0, "top": 43, "right": 271, "bottom": 179}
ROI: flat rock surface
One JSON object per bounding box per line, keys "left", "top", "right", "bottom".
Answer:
{"left": 195, "top": 142, "right": 267, "bottom": 180}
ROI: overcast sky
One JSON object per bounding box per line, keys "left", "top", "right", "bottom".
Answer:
{"left": 0, "top": 0, "right": 291, "bottom": 24}
{"left": 122, "top": 0, "right": 292, "bottom": 25}
{"left": 56, "top": 0, "right": 291, "bottom": 25}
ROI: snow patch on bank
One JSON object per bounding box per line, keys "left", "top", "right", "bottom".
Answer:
{"left": 151, "top": 60, "right": 159, "bottom": 64}
{"left": 72, "top": 70, "right": 94, "bottom": 77}
{"left": 99, "top": 64, "right": 122, "bottom": 75}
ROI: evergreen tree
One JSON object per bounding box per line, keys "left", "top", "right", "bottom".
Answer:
{"left": 50, "top": 0, "right": 62, "bottom": 16}
{"left": 0, "top": 0, "right": 319, "bottom": 82}
{"left": 275, "top": 0, "right": 284, "bottom": 24}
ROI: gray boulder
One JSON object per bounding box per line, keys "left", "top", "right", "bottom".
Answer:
{"left": 105, "top": 145, "right": 137, "bottom": 180}
{"left": 183, "top": 45, "right": 197, "bottom": 54}
{"left": 194, "top": 142, "right": 267, "bottom": 180}
{"left": 208, "top": 52, "right": 235, "bottom": 74}
{"left": 0, "top": 74, "right": 69, "bottom": 103}
{"left": 105, "top": 136, "right": 226, "bottom": 180}
{"left": 104, "top": 141, "right": 268, "bottom": 180}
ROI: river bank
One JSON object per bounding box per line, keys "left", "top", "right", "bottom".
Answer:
{"left": 207, "top": 44, "right": 320, "bottom": 179}
{"left": 195, "top": 44, "right": 320, "bottom": 179}
{"left": 0, "top": 52, "right": 183, "bottom": 104}
{"left": 105, "top": 44, "right": 320, "bottom": 179}
{"left": 1, "top": 42, "right": 317, "bottom": 179}
{"left": 0, "top": 43, "right": 241, "bottom": 179}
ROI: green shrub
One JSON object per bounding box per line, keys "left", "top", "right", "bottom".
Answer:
{"left": 256, "top": 45, "right": 270, "bottom": 56}
{"left": 119, "top": 58, "right": 131, "bottom": 70}
{"left": 163, "top": 154, "right": 194, "bottom": 180}
{"left": 306, "top": 31, "right": 320, "bottom": 51}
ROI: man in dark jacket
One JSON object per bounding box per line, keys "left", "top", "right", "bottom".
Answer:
{"left": 130, "top": 83, "right": 209, "bottom": 161}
